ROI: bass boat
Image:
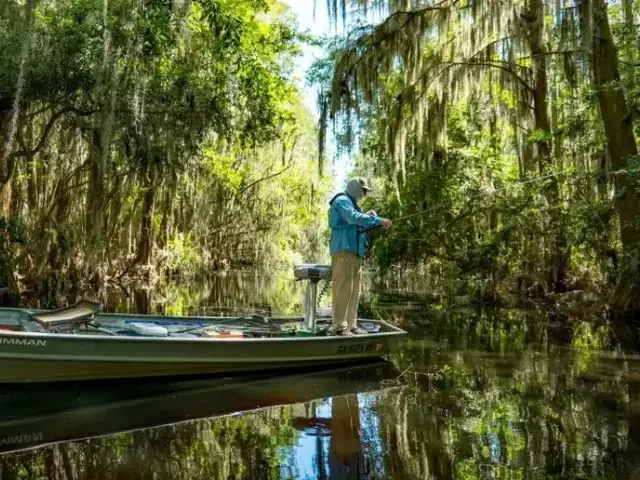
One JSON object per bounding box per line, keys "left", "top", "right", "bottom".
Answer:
{"left": 0, "top": 265, "right": 407, "bottom": 383}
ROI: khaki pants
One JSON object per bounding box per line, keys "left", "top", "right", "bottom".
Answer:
{"left": 331, "top": 251, "right": 362, "bottom": 331}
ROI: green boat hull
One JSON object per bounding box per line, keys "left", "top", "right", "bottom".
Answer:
{"left": 0, "top": 310, "right": 407, "bottom": 383}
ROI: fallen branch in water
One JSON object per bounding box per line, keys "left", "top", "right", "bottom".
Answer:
{"left": 381, "top": 365, "right": 451, "bottom": 392}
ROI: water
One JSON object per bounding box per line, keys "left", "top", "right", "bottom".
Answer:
{"left": 1, "top": 270, "right": 639, "bottom": 479}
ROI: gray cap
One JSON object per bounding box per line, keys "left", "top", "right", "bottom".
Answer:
{"left": 356, "top": 177, "right": 372, "bottom": 192}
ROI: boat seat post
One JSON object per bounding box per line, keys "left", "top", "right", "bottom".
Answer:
{"left": 293, "top": 264, "right": 332, "bottom": 333}
{"left": 304, "top": 279, "right": 320, "bottom": 332}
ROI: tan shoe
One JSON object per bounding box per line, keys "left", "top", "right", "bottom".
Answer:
{"left": 336, "top": 328, "right": 355, "bottom": 336}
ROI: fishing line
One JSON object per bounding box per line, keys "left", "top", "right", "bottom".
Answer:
{"left": 362, "top": 169, "right": 576, "bottom": 234}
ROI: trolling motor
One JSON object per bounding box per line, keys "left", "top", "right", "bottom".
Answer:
{"left": 293, "top": 264, "right": 332, "bottom": 332}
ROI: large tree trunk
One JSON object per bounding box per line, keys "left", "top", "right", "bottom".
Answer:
{"left": 157, "top": 187, "right": 172, "bottom": 250}
{"left": 0, "top": 0, "right": 37, "bottom": 220}
{"left": 85, "top": 30, "right": 120, "bottom": 259}
{"left": 47, "top": 174, "right": 71, "bottom": 271}
{"left": 134, "top": 163, "right": 158, "bottom": 266}
{"left": 525, "top": 0, "right": 570, "bottom": 292}
{"left": 0, "top": 111, "right": 20, "bottom": 221}
{"left": 583, "top": 0, "right": 640, "bottom": 309}
{"left": 86, "top": 127, "right": 107, "bottom": 253}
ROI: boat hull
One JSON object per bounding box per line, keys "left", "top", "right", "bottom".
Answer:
{"left": 0, "top": 357, "right": 387, "bottom": 383}
{"left": 0, "top": 313, "right": 406, "bottom": 383}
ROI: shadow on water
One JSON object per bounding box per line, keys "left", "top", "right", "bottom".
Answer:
{"left": 2, "top": 270, "right": 640, "bottom": 479}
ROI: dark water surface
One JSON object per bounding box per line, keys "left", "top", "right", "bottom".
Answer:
{"left": 1, "top": 271, "right": 639, "bottom": 479}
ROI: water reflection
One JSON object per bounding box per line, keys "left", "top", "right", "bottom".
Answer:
{"left": 0, "top": 361, "right": 397, "bottom": 454}
{"left": 5, "top": 337, "right": 636, "bottom": 479}
{"left": 291, "top": 394, "right": 370, "bottom": 479}
{"left": 91, "top": 269, "right": 307, "bottom": 317}
{"left": 0, "top": 361, "right": 397, "bottom": 479}
{"left": 328, "top": 395, "right": 367, "bottom": 479}
{"left": 3, "top": 273, "right": 640, "bottom": 479}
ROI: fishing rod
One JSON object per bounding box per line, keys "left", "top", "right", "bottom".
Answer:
{"left": 362, "top": 169, "right": 573, "bottom": 234}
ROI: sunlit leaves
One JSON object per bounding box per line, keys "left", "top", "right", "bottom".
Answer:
{"left": 0, "top": 0, "right": 329, "bottom": 287}
{"left": 204, "top": 149, "right": 245, "bottom": 191}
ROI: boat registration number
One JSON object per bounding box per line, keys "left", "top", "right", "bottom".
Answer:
{"left": 338, "top": 343, "right": 384, "bottom": 354}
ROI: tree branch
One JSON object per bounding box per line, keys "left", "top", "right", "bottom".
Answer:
{"left": 405, "top": 58, "right": 532, "bottom": 111}
{"left": 467, "top": 36, "right": 532, "bottom": 72}
{"left": 335, "top": 0, "right": 457, "bottom": 86}
{"left": 237, "top": 165, "right": 291, "bottom": 195}
{"left": 517, "top": 49, "right": 582, "bottom": 60}
{"left": 442, "top": 61, "right": 533, "bottom": 92}
{"left": 620, "top": 59, "right": 640, "bottom": 66}
{"left": 11, "top": 107, "right": 96, "bottom": 159}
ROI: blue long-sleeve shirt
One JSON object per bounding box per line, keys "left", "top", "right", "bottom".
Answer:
{"left": 328, "top": 194, "right": 383, "bottom": 257}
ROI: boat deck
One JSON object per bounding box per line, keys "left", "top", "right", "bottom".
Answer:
{"left": 0, "top": 301, "right": 397, "bottom": 340}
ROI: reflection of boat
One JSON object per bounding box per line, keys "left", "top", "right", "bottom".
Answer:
{"left": 0, "top": 266, "right": 407, "bottom": 383}
{"left": 0, "top": 360, "right": 398, "bottom": 455}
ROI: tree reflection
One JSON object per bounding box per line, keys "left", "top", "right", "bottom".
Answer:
{"left": 368, "top": 308, "right": 635, "bottom": 479}
{"left": 1, "top": 308, "right": 639, "bottom": 479}
{"left": 0, "top": 410, "right": 297, "bottom": 480}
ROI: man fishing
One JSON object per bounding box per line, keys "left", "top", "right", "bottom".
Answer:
{"left": 328, "top": 178, "right": 392, "bottom": 336}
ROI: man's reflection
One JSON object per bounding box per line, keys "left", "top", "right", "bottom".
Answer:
{"left": 293, "top": 393, "right": 371, "bottom": 479}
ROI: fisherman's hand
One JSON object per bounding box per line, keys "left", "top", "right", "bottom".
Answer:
{"left": 366, "top": 210, "right": 377, "bottom": 217}
{"left": 381, "top": 218, "right": 393, "bottom": 230}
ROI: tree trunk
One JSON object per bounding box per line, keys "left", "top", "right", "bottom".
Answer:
{"left": 0, "top": 183, "right": 12, "bottom": 220}
{"left": 86, "top": 127, "right": 106, "bottom": 252}
{"left": 134, "top": 163, "right": 158, "bottom": 266}
{"left": 526, "top": 0, "right": 569, "bottom": 292}
{"left": 583, "top": 0, "right": 640, "bottom": 308}
{"left": 0, "top": 0, "right": 37, "bottom": 220}
{"left": 85, "top": 35, "right": 120, "bottom": 259}
{"left": 48, "top": 174, "right": 71, "bottom": 270}
{"left": 0, "top": 115, "right": 19, "bottom": 220}
{"left": 157, "top": 187, "right": 171, "bottom": 250}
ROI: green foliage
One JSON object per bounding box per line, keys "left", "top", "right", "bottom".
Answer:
{"left": 311, "top": 0, "right": 640, "bottom": 306}
{"left": 0, "top": 0, "right": 330, "bottom": 291}
{"left": 626, "top": 155, "right": 640, "bottom": 175}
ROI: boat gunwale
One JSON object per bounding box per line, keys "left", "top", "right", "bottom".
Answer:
{"left": 0, "top": 310, "right": 407, "bottom": 343}
{"left": 0, "top": 352, "right": 392, "bottom": 364}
